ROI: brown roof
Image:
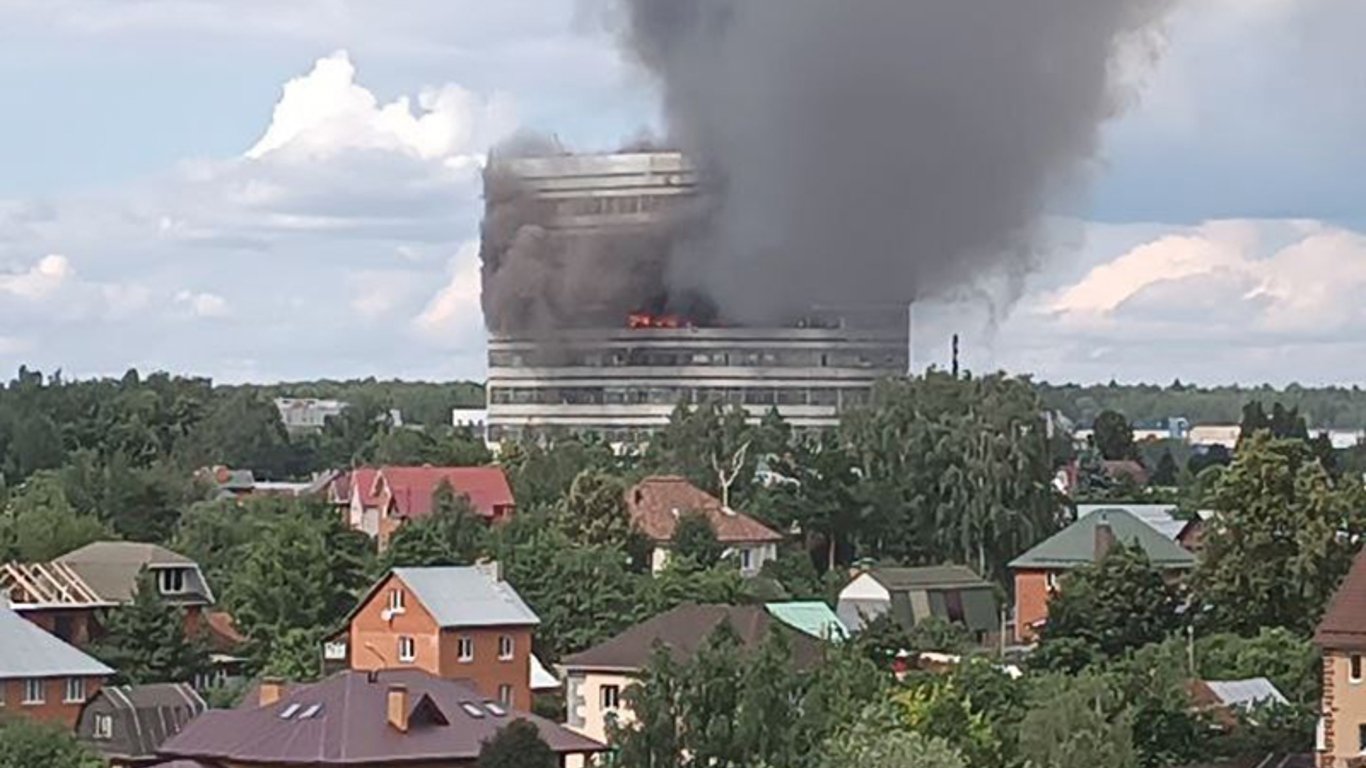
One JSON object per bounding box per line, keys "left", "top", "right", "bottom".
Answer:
{"left": 625, "top": 476, "right": 782, "bottom": 544}
{"left": 1316, "top": 548, "right": 1366, "bottom": 650}
{"left": 203, "top": 611, "right": 247, "bottom": 653}
{"left": 377, "top": 466, "right": 515, "bottom": 520}
{"left": 159, "top": 669, "right": 603, "bottom": 764}
{"left": 560, "top": 604, "right": 825, "bottom": 672}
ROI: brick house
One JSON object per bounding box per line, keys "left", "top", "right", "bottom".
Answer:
{"left": 0, "top": 595, "right": 111, "bottom": 728}
{"left": 626, "top": 476, "right": 783, "bottom": 576}
{"left": 1008, "top": 508, "right": 1196, "bottom": 642}
{"left": 335, "top": 467, "right": 515, "bottom": 549}
{"left": 157, "top": 669, "right": 603, "bottom": 767}
{"left": 333, "top": 564, "right": 540, "bottom": 711}
{"left": 1315, "top": 548, "right": 1366, "bottom": 767}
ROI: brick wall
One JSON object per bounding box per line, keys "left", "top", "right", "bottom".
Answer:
{"left": 0, "top": 676, "right": 105, "bottom": 729}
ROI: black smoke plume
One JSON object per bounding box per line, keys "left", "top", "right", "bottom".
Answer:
{"left": 481, "top": 0, "right": 1175, "bottom": 332}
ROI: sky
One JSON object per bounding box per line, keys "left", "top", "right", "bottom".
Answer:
{"left": 0, "top": 0, "right": 1363, "bottom": 386}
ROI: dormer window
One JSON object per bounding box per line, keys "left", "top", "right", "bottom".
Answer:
{"left": 388, "top": 588, "right": 406, "bottom": 613}
{"left": 158, "top": 568, "right": 186, "bottom": 595}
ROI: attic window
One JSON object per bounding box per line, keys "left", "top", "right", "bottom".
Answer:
{"left": 299, "top": 704, "right": 323, "bottom": 719}
{"left": 484, "top": 701, "right": 507, "bottom": 717}
{"left": 279, "top": 703, "right": 302, "bottom": 720}
{"left": 94, "top": 714, "right": 114, "bottom": 739}
{"left": 460, "top": 702, "right": 486, "bottom": 719}
{"left": 158, "top": 569, "right": 187, "bottom": 595}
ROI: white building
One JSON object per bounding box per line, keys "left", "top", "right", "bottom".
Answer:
{"left": 274, "top": 398, "right": 347, "bottom": 432}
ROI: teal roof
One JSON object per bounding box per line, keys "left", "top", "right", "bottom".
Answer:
{"left": 765, "top": 601, "right": 848, "bottom": 642}
{"left": 1009, "top": 508, "right": 1196, "bottom": 570}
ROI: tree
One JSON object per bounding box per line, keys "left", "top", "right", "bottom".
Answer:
{"left": 477, "top": 719, "right": 557, "bottom": 768}
{"left": 820, "top": 705, "right": 966, "bottom": 768}
{"left": 92, "top": 572, "right": 210, "bottom": 685}
{"left": 648, "top": 403, "right": 758, "bottom": 503}
{"left": 0, "top": 717, "right": 103, "bottom": 768}
{"left": 671, "top": 511, "right": 722, "bottom": 569}
{"left": 612, "top": 646, "right": 684, "bottom": 768}
{"left": 1150, "top": 450, "right": 1178, "bottom": 487}
{"left": 1092, "top": 410, "right": 1136, "bottom": 461}
{"left": 381, "top": 482, "right": 487, "bottom": 569}
{"left": 261, "top": 627, "right": 326, "bottom": 682}
{"left": 556, "top": 469, "right": 631, "bottom": 549}
{"left": 1017, "top": 675, "right": 1137, "bottom": 768}
{"left": 1193, "top": 431, "right": 1363, "bottom": 635}
{"left": 1037, "top": 542, "right": 1182, "bottom": 666}
{"left": 0, "top": 472, "right": 112, "bottom": 561}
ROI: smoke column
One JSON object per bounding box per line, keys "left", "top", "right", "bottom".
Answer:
{"left": 612, "top": 0, "right": 1176, "bottom": 324}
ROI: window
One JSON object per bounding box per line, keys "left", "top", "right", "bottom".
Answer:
{"left": 458, "top": 636, "right": 474, "bottom": 662}
{"left": 739, "top": 549, "right": 753, "bottom": 571}
{"left": 23, "top": 679, "right": 44, "bottom": 705}
{"left": 1045, "top": 572, "right": 1061, "bottom": 592}
{"left": 1359, "top": 723, "right": 1366, "bottom": 752}
{"left": 498, "top": 685, "right": 513, "bottom": 706}
{"left": 387, "top": 588, "right": 406, "bottom": 613}
{"left": 600, "top": 685, "right": 621, "bottom": 711}
{"left": 158, "top": 568, "right": 186, "bottom": 594}
{"left": 498, "top": 635, "right": 514, "bottom": 661}
{"left": 64, "top": 677, "right": 85, "bottom": 703}
{"left": 93, "top": 714, "right": 114, "bottom": 740}
{"left": 1352, "top": 654, "right": 1363, "bottom": 683}
{"left": 398, "top": 636, "right": 416, "bottom": 663}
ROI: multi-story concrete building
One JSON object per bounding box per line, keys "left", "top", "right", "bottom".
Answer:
{"left": 483, "top": 150, "right": 908, "bottom": 444}
{"left": 274, "top": 398, "right": 347, "bottom": 433}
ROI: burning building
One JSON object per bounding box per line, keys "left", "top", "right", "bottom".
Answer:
{"left": 482, "top": 150, "right": 909, "bottom": 444}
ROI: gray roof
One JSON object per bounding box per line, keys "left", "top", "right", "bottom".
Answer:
{"left": 0, "top": 598, "right": 112, "bottom": 678}
{"left": 866, "top": 565, "right": 994, "bottom": 591}
{"left": 1204, "top": 678, "right": 1288, "bottom": 709}
{"left": 80, "top": 683, "right": 206, "bottom": 760}
{"left": 392, "top": 567, "right": 539, "bottom": 628}
{"left": 1009, "top": 509, "right": 1197, "bottom": 570}
{"left": 56, "top": 541, "right": 210, "bottom": 604}
{"left": 1077, "top": 504, "right": 1189, "bottom": 540}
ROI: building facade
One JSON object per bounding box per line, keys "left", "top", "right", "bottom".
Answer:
{"left": 1316, "top": 548, "right": 1366, "bottom": 767}
{"left": 484, "top": 151, "right": 909, "bottom": 445}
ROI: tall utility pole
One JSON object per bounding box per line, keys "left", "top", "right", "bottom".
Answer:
{"left": 952, "top": 334, "right": 960, "bottom": 378}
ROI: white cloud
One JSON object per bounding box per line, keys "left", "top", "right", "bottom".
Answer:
{"left": 175, "top": 290, "right": 231, "bottom": 318}
{"left": 414, "top": 241, "right": 483, "bottom": 344}
{"left": 246, "top": 50, "right": 514, "bottom": 163}
{"left": 0, "top": 254, "right": 73, "bottom": 300}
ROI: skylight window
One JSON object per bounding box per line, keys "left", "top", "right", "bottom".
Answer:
{"left": 279, "top": 703, "right": 302, "bottom": 719}
{"left": 460, "top": 702, "right": 486, "bottom": 719}
{"left": 299, "top": 704, "right": 323, "bottom": 719}
{"left": 483, "top": 701, "right": 507, "bottom": 717}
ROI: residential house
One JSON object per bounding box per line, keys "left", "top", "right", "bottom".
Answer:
{"left": 1, "top": 542, "right": 246, "bottom": 684}
{"left": 1188, "top": 677, "right": 1288, "bottom": 729}
{"left": 274, "top": 397, "right": 347, "bottom": 433}
{"left": 1315, "top": 547, "right": 1366, "bottom": 767}
{"left": 625, "top": 475, "right": 783, "bottom": 576}
{"left": 337, "top": 466, "right": 515, "bottom": 548}
{"left": 77, "top": 683, "right": 206, "bottom": 766}
{"left": 0, "top": 595, "right": 111, "bottom": 728}
{"left": 199, "top": 466, "right": 337, "bottom": 500}
{"left": 332, "top": 564, "right": 540, "bottom": 711}
{"left": 836, "top": 565, "right": 1002, "bottom": 646}
{"left": 158, "top": 669, "right": 603, "bottom": 767}
{"left": 558, "top": 604, "right": 826, "bottom": 765}
{"left": 765, "top": 601, "right": 849, "bottom": 642}
{"left": 1009, "top": 509, "right": 1197, "bottom": 642}
{"left": 1076, "top": 504, "right": 1207, "bottom": 554}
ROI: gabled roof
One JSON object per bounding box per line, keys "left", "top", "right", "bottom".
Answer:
{"left": 1201, "top": 678, "right": 1288, "bottom": 709}
{"left": 1009, "top": 508, "right": 1196, "bottom": 571}
{"left": 350, "top": 567, "right": 539, "bottom": 629}
{"left": 625, "top": 476, "right": 782, "bottom": 545}
{"left": 83, "top": 683, "right": 206, "bottom": 760}
{"left": 377, "top": 466, "right": 515, "bottom": 520}
{"left": 765, "top": 601, "right": 848, "bottom": 641}
{"left": 560, "top": 604, "right": 824, "bottom": 673}
{"left": 865, "top": 565, "right": 994, "bottom": 592}
{"left": 0, "top": 598, "right": 112, "bottom": 679}
{"left": 1077, "top": 504, "right": 1192, "bottom": 541}
{"left": 56, "top": 541, "right": 211, "bottom": 604}
{"left": 0, "top": 561, "right": 114, "bottom": 609}
{"left": 159, "top": 669, "right": 603, "bottom": 764}
{"left": 1316, "top": 548, "right": 1366, "bottom": 650}
{"left": 335, "top": 467, "right": 382, "bottom": 507}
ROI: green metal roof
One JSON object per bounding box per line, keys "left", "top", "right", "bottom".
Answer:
{"left": 765, "top": 601, "right": 849, "bottom": 642}
{"left": 1009, "top": 508, "right": 1196, "bottom": 570}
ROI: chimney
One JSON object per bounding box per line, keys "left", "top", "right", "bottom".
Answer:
{"left": 1094, "top": 515, "right": 1116, "bottom": 561}
{"left": 387, "top": 684, "right": 410, "bottom": 732}
{"left": 475, "top": 559, "right": 502, "bottom": 582}
{"left": 259, "top": 677, "right": 285, "bottom": 707}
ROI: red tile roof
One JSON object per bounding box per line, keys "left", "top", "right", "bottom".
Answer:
{"left": 338, "top": 468, "right": 382, "bottom": 508}
{"left": 625, "top": 476, "right": 782, "bottom": 544}
{"left": 377, "top": 467, "right": 514, "bottom": 521}
{"left": 1316, "top": 548, "right": 1366, "bottom": 651}
{"left": 158, "top": 669, "right": 603, "bottom": 764}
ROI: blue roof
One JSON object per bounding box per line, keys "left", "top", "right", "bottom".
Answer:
{"left": 392, "top": 567, "right": 539, "bottom": 628}
{"left": 0, "top": 599, "right": 112, "bottom": 678}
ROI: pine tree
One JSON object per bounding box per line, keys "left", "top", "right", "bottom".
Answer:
{"left": 93, "top": 571, "right": 210, "bottom": 685}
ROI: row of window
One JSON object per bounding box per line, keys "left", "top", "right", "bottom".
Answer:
{"left": 552, "top": 194, "right": 679, "bottom": 218}
{"left": 394, "top": 634, "right": 516, "bottom": 663}
{"left": 489, "top": 386, "right": 871, "bottom": 408}
{"left": 0, "top": 677, "right": 86, "bottom": 706}
{"left": 486, "top": 424, "right": 833, "bottom": 446}
{"left": 490, "top": 348, "right": 904, "bottom": 370}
